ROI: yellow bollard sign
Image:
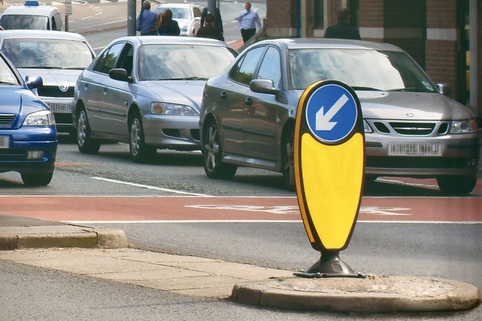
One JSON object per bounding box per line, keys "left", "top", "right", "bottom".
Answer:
{"left": 294, "top": 80, "right": 365, "bottom": 277}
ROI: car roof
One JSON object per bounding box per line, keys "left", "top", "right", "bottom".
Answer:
{"left": 1, "top": 4, "right": 60, "bottom": 15}
{"left": 256, "top": 38, "right": 405, "bottom": 52}
{"left": 112, "top": 36, "right": 229, "bottom": 47}
{"left": 0, "top": 30, "right": 87, "bottom": 41}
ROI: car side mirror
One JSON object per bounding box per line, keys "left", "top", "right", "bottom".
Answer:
{"left": 250, "top": 79, "right": 278, "bottom": 95}
{"left": 25, "top": 76, "right": 43, "bottom": 89}
{"left": 109, "top": 68, "right": 131, "bottom": 82}
{"left": 436, "top": 83, "right": 452, "bottom": 96}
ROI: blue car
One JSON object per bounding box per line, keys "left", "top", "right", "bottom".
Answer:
{"left": 0, "top": 50, "right": 57, "bottom": 186}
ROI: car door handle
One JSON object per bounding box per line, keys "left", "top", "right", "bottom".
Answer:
{"left": 245, "top": 97, "right": 253, "bottom": 106}
{"left": 103, "top": 87, "right": 108, "bottom": 95}
{"left": 220, "top": 91, "right": 227, "bottom": 99}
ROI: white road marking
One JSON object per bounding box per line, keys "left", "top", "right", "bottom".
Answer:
{"left": 185, "top": 205, "right": 300, "bottom": 214}
{"left": 184, "top": 205, "right": 412, "bottom": 216}
{"left": 92, "top": 176, "right": 213, "bottom": 197}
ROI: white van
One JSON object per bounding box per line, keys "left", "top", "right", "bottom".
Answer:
{"left": 0, "top": 1, "right": 63, "bottom": 31}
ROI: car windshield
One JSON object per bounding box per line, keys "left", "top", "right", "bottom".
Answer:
{"left": 2, "top": 38, "right": 93, "bottom": 69}
{"left": 157, "top": 7, "right": 191, "bottom": 19}
{"left": 0, "top": 57, "right": 20, "bottom": 85}
{"left": 138, "top": 44, "right": 234, "bottom": 81}
{"left": 0, "top": 15, "right": 49, "bottom": 30}
{"left": 289, "top": 48, "right": 437, "bottom": 93}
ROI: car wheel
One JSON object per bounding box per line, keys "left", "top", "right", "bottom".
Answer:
{"left": 436, "top": 176, "right": 477, "bottom": 196}
{"left": 281, "top": 131, "right": 295, "bottom": 191}
{"left": 129, "top": 112, "right": 156, "bottom": 163}
{"left": 21, "top": 171, "right": 54, "bottom": 186}
{"left": 77, "top": 108, "right": 100, "bottom": 154}
{"left": 202, "top": 121, "right": 237, "bottom": 179}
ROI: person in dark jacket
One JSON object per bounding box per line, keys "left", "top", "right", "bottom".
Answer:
{"left": 200, "top": 7, "right": 223, "bottom": 34}
{"left": 136, "top": 0, "right": 158, "bottom": 35}
{"left": 324, "top": 8, "right": 361, "bottom": 40}
{"left": 157, "top": 9, "right": 180, "bottom": 36}
{"left": 196, "top": 13, "right": 224, "bottom": 41}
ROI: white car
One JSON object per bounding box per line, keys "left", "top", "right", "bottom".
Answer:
{"left": 0, "top": 30, "right": 96, "bottom": 136}
{"left": 0, "top": 0, "right": 63, "bottom": 31}
{"left": 155, "top": 3, "right": 202, "bottom": 36}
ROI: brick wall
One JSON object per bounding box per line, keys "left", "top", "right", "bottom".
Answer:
{"left": 425, "top": 0, "right": 459, "bottom": 99}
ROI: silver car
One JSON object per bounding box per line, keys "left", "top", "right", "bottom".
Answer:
{"left": 72, "top": 36, "right": 237, "bottom": 162}
{"left": 0, "top": 30, "right": 95, "bottom": 136}
{"left": 200, "top": 38, "right": 480, "bottom": 195}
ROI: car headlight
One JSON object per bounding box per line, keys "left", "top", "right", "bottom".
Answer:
{"left": 150, "top": 102, "right": 198, "bottom": 116}
{"left": 450, "top": 119, "right": 478, "bottom": 133}
{"left": 23, "top": 110, "right": 56, "bottom": 126}
{"left": 363, "top": 119, "right": 373, "bottom": 133}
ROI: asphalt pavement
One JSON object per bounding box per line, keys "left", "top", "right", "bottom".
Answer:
{"left": 0, "top": 213, "right": 480, "bottom": 313}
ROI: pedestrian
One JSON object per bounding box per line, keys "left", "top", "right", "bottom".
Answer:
{"left": 236, "top": 2, "right": 262, "bottom": 43}
{"left": 196, "top": 13, "right": 224, "bottom": 41}
{"left": 156, "top": 9, "right": 180, "bottom": 36}
{"left": 324, "top": 8, "right": 361, "bottom": 40}
{"left": 200, "top": 7, "right": 223, "bottom": 34}
{"left": 136, "top": 0, "right": 158, "bottom": 36}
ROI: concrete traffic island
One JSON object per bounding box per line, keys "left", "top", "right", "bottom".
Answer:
{"left": 231, "top": 274, "right": 480, "bottom": 313}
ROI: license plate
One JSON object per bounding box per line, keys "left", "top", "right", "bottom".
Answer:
{"left": 0, "top": 135, "right": 9, "bottom": 149}
{"left": 48, "top": 103, "right": 72, "bottom": 112}
{"left": 388, "top": 143, "right": 442, "bottom": 156}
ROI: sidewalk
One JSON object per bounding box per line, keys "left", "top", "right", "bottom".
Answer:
{"left": 0, "top": 213, "right": 479, "bottom": 313}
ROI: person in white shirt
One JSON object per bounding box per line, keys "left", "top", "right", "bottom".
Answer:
{"left": 236, "top": 2, "right": 262, "bottom": 43}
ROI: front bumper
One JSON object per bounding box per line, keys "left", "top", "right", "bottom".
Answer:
{"left": 0, "top": 126, "right": 57, "bottom": 174}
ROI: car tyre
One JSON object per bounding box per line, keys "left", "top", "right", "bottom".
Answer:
{"left": 202, "top": 121, "right": 237, "bottom": 179}
{"left": 21, "top": 171, "right": 54, "bottom": 186}
{"left": 77, "top": 108, "right": 100, "bottom": 154}
{"left": 129, "top": 112, "right": 156, "bottom": 163}
{"left": 437, "top": 176, "right": 477, "bottom": 196}
{"left": 282, "top": 130, "right": 296, "bottom": 191}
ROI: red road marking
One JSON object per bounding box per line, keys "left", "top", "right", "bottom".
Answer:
{"left": 1, "top": 196, "right": 481, "bottom": 222}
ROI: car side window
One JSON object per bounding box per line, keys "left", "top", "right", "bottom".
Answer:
{"left": 229, "top": 46, "right": 265, "bottom": 86}
{"left": 193, "top": 7, "right": 201, "bottom": 17}
{"left": 93, "top": 43, "right": 124, "bottom": 75}
{"left": 117, "top": 44, "right": 134, "bottom": 77}
{"left": 257, "top": 47, "right": 281, "bottom": 89}
{"left": 0, "top": 57, "right": 19, "bottom": 85}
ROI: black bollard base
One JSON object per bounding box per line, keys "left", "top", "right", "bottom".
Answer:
{"left": 294, "top": 251, "right": 366, "bottom": 278}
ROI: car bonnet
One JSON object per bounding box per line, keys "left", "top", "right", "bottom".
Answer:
{"left": 142, "top": 81, "right": 205, "bottom": 113}
{"left": 16, "top": 68, "right": 81, "bottom": 89}
{"left": 0, "top": 86, "right": 48, "bottom": 118}
{"left": 356, "top": 91, "right": 473, "bottom": 121}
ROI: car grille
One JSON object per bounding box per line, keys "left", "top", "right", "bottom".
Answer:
{"left": 38, "top": 86, "right": 74, "bottom": 98}
{"left": 0, "top": 114, "right": 15, "bottom": 126}
{"left": 54, "top": 113, "right": 73, "bottom": 124}
{"left": 0, "top": 149, "right": 29, "bottom": 160}
{"left": 162, "top": 129, "right": 200, "bottom": 141}
{"left": 371, "top": 121, "right": 449, "bottom": 136}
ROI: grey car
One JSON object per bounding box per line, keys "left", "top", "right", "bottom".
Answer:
{"left": 0, "top": 30, "right": 95, "bottom": 136}
{"left": 72, "top": 36, "right": 237, "bottom": 162}
{"left": 200, "top": 38, "right": 480, "bottom": 195}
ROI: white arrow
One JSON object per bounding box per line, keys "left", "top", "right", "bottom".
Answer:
{"left": 316, "top": 94, "right": 349, "bottom": 130}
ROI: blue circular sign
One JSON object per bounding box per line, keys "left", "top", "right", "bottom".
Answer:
{"left": 305, "top": 83, "right": 358, "bottom": 143}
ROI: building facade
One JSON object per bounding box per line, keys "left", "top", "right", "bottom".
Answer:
{"left": 264, "top": 0, "right": 481, "bottom": 124}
